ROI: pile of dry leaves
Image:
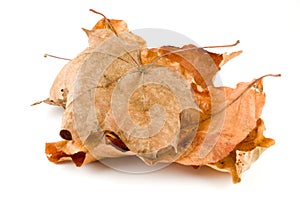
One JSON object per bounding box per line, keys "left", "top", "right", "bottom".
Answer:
{"left": 34, "top": 10, "right": 279, "bottom": 183}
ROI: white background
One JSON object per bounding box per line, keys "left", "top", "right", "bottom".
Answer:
{"left": 0, "top": 0, "right": 299, "bottom": 199}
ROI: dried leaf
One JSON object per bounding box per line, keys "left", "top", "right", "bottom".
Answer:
{"left": 36, "top": 11, "right": 279, "bottom": 183}
{"left": 45, "top": 18, "right": 146, "bottom": 109}
{"left": 207, "top": 118, "right": 275, "bottom": 183}
{"left": 176, "top": 78, "right": 267, "bottom": 166}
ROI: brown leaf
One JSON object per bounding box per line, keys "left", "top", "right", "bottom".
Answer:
{"left": 44, "top": 18, "right": 145, "bottom": 109}
{"left": 143, "top": 45, "right": 241, "bottom": 89}
{"left": 176, "top": 78, "right": 266, "bottom": 166}
{"left": 42, "top": 15, "right": 144, "bottom": 165}
{"left": 37, "top": 12, "right": 279, "bottom": 183}
{"left": 207, "top": 118, "right": 275, "bottom": 183}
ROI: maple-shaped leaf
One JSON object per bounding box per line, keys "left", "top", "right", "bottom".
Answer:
{"left": 37, "top": 11, "right": 279, "bottom": 183}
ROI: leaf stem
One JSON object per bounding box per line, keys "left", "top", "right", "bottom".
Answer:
{"left": 144, "top": 40, "right": 240, "bottom": 71}
{"left": 204, "top": 73, "right": 281, "bottom": 122}
{"left": 203, "top": 40, "right": 240, "bottom": 49}
{"left": 44, "top": 54, "right": 71, "bottom": 61}
{"left": 89, "top": 9, "right": 108, "bottom": 19}
{"left": 89, "top": 9, "right": 118, "bottom": 35}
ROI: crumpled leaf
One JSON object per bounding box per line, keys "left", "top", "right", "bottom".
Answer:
{"left": 35, "top": 11, "right": 279, "bottom": 183}
{"left": 207, "top": 118, "right": 275, "bottom": 183}
{"left": 141, "top": 46, "right": 277, "bottom": 182}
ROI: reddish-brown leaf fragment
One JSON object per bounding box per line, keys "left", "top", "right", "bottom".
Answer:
{"left": 45, "top": 141, "right": 95, "bottom": 166}
{"left": 92, "top": 18, "right": 128, "bottom": 34}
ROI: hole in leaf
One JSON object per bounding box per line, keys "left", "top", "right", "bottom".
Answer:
{"left": 104, "top": 130, "right": 130, "bottom": 152}
{"left": 59, "top": 129, "right": 72, "bottom": 140}
{"left": 71, "top": 151, "right": 86, "bottom": 167}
